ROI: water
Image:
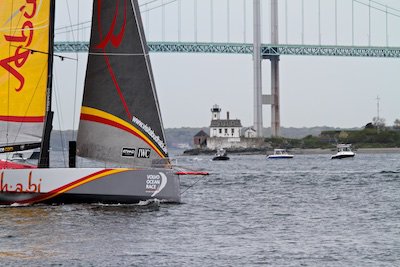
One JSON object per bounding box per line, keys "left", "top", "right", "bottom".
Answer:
{"left": 1, "top": 152, "right": 400, "bottom": 266}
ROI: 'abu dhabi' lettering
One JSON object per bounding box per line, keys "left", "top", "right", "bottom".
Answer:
{"left": 0, "top": 171, "right": 42, "bottom": 193}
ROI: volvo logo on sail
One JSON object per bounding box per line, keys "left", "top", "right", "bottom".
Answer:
{"left": 121, "top": 147, "right": 135, "bottom": 157}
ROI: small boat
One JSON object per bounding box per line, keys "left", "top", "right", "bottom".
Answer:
{"left": 267, "top": 149, "right": 294, "bottom": 159}
{"left": 331, "top": 144, "right": 355, "bottom": 159}
{"left": 212, "top": 149, "right": 230, "bottom": 161}
{"left": 10, "top": 152, "right": 27, "bottom": 163}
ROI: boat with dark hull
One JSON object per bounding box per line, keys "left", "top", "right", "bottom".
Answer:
{"left": 212, "top": 149, "right": 230, "bottom": 161}
{"left": 0, "top": 0, "right": 189, "bottom": 205}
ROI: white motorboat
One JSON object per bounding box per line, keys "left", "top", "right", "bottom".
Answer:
{"left": 331, "top": 144, "right": 355, "bottom": 159}
{"left": 267, "top": 149, "right": 294, "bottom": 159}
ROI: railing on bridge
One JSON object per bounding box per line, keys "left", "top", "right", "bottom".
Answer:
{"left": 54, "top": 41, "right": 400, "bottom": 58}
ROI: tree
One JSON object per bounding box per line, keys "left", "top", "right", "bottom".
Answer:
{"left": 364, "top": 122, "right": 375, "bottom": 129}
{"left": 372, "top": 117, "right": 386, "bottom": 128}
{"left": 394, "top": 119, "right": 400, "bottom": 129}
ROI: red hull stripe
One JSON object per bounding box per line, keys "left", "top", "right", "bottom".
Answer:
{"left": 13, "top": 169, "right": 125, "bottom": 205}
{"left": 0, "top": 160, "right": 37, "bottom": 169}
{"left": 0, "top": 116, "right": 45, "bottom": 123}
{"left": 81, "top": 113, "right": 164, "bottom": 158}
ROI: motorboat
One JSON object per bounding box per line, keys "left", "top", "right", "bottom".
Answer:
{"left": 331, "top": 144, "right": 355, "bottom": 159}
{"left": 212, "top": 148, "right": 230, "bottom": 161}
{"left": 10, "top": 152, "right": 27, "bottom": 162}
{"left": 267, "top": 149, "right": 294, "bottom": 159}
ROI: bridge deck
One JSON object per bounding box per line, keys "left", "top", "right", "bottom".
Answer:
{"left": 54, "top": 41, "right": 400, "bottom": 58}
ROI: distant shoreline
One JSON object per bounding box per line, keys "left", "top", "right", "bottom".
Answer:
{"left": 183, "top": 147, "right": 400, "bottom": 155}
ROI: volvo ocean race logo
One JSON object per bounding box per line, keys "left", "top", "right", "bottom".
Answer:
{"left": 146, "top": 172, "right": 167, "bottom": 197}
{"left": 121, "top": 147, "right": 135, "bottom": 157}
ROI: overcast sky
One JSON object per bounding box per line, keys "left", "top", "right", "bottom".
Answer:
{"left": 52, "top": 0, "right": 400, "bottom": 130}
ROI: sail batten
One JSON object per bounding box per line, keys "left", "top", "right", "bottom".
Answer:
{"left": 77, "top": 0, "right": 168, "bottom": 168}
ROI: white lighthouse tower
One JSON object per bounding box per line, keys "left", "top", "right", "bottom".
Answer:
{"left": 211, "top": 104, "right": 221, "bottom": 120}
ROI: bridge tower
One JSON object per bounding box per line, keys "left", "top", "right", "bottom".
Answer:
{"left": 253, "top": 0, "right": 280, "bottom": 137}
{"left": 253, "top": 0, "right": 263, "bottom": 137}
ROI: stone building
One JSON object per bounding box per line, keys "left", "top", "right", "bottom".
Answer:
{"left": 209, "top": 104, "right": 242, "bottom": 139}
{"left": 193, "top": 130, "right": 208, "bottom": 148}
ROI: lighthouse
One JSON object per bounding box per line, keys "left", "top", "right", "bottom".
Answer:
{"left": 211, "top": 104, "right": 221, "bottom": 120}
{"left": 209, "top": 105, "right": 242, "bottom": 138}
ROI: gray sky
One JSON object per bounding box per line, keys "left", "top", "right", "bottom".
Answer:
{"left": 52, "top": 0, "right": 400, "bottom": 130}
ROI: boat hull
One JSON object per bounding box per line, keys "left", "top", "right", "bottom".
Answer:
{"left": 267, "top": 155, "right": 294, "bottom": 159}
{"left": 331, "top": 154, "right": 355, "bottom": 159}
{"left": 0, "top": 168, "right": 180, "bottom": 205}
{"left": 212, "top": 156, "right": 230, "bottom": 161}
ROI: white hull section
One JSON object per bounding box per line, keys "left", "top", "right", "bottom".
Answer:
{"left": 0, "top": 168, "right": 180, "bottom": 205}
{"left": 331, "top": 152, "right": 356, "bottom": 159}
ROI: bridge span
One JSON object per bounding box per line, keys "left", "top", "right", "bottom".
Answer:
{"left": 54, "top": 41, "right": 400, "bottom": 58}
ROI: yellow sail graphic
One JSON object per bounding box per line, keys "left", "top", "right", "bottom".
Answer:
{"left": 0, "top": 0, "right": 50, "bottom": 122}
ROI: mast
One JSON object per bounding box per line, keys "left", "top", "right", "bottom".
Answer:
{"left": 38, "top": 0, "right": 56, "bottom": 168}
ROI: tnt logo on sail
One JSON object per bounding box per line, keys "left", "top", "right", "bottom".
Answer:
{"left": 137, "top": 148, "right": 151, "bottom": 158}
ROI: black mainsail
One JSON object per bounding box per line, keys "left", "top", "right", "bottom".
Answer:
{"left": 77, "top": 0, "right": 168, "bottom": 168}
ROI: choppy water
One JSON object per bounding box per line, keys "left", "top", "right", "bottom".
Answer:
{"left": 1, "top": 152, "right": 400, "bottom": 266}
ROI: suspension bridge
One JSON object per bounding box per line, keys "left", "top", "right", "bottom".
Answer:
{"left": 54, "top": 0, "right": 400, "bottom": 137}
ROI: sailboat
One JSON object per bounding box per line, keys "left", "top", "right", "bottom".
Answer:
{"left": 0, "top": 0, "right": 196, "bottom": 205}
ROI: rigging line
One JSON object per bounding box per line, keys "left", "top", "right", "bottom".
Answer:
{"left": 141, "top": 0, "right": 178, "bottom": 13}
{"left": 55, "top": 25, "right": 92, "bottom": 35}
{"left": 52, "top": 69, "right": 67, "bottom": 166}
{"left": 368, "top": 0, "right": 400, "bottom": 13}
{"left": 69, "top": 0, "right": 80, "bottom": 139}
{"left": 65, "top": 0, "right": 77, "bottom": 42}
{"left": 180, "top": 173, "right": 211, "bottom": 196}
{"left": 55, "top": 21, "right": 91, "bottom": 31}
{"left": 5, "top": 2, "right": 14, "bottom": 149}
{"left": 10, "top": 45, "right": 77, "bottom": 61}
{"left": 12, "top": 61, "right": 48, "bottom": 146}
{"left": 353, "top": 0, "right": 400, "bottom": 18}
{"left": 140, "top": 0, "right": 161, "bottom": 7}
{"left": 132, "top": 0, "right": 168, "bottom": 143}
{"left": 5, "top": 2, "right": 25, "bottom": 151}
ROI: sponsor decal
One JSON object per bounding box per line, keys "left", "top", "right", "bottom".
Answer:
{"left": 0, "top": 147, "right": 14, "bottom": 153}
{"left": 137, "top": 148, "right": 151, "bottom": 158}
{"left": 121, "top": 147, "right": 135, "bottom": 157}
{"left": 131, "top": 116, "right": 168, "bottom": 155}
{"left": 0, "top": 171, "right": 42, "bottom": 193}
{"left": 95, "top": 0, "right": 127, "bottom": 49}
{"left": 145, "top": 172, "right": 167, "bottom": 197}
{"left": 0, "top": 0, "right": 38, "bottom": 92}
